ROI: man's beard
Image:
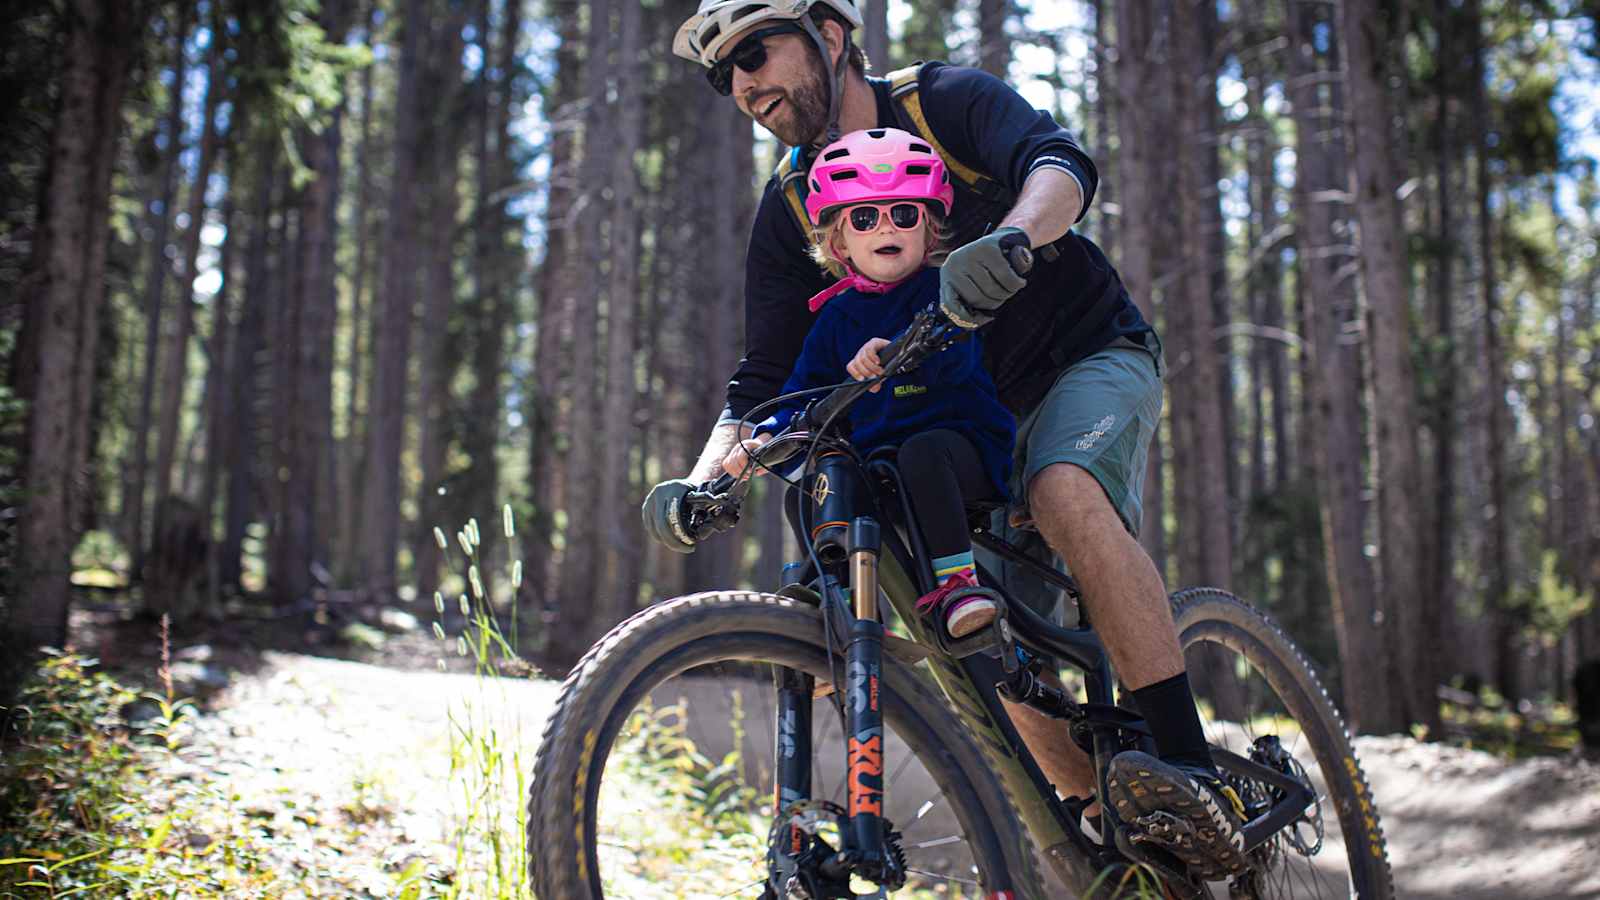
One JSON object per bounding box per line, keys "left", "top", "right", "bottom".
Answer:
{"left": 760, "top": 58, "right": 830, "bottom": 147}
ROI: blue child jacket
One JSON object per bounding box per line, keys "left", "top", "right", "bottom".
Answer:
{"left": 755, "top": 268, "right": 1016, "bottom": 499}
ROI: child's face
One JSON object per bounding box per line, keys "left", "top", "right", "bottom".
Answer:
{"left": 834, "top": 201, "right": 929, "bottom": 283}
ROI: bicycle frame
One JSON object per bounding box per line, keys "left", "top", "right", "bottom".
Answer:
{"left": 768, "top": 446, "right": 1128, "bottom": 890}
{"left": 768, "top": 445, "right": 1316, "bottom": 893}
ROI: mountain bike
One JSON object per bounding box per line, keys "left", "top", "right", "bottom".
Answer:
{"left": 526, "top": 286, "right": 1393, "bottom": 898}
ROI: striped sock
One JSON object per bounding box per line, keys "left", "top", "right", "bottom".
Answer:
{"left": 931, "top": 551, "right": 976, "bottom": 586}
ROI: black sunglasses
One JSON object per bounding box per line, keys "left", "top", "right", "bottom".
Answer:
{"left": 845, "top": 202, "right": 924, "bottom": 234}
{"left": 706, "top": 23, "right": 806, "bottom": 96}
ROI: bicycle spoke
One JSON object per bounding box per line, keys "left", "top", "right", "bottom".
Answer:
{"left": 906, "top": 866, "right": 980, "bottom": 886}
{"left": 907, "top": 833, "right": 965, "bottom": 850}
{"left": 717, "top": 878, "right": 768, "bottom": 899}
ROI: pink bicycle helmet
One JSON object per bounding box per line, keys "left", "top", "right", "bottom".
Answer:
{"left": 804, "top": 128, "right": 955, "bottom": 226}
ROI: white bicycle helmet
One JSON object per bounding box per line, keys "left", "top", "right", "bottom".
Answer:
{"left": 674, "top": 0, "right": 863, "bottom": 144}
{"left": 672, "top": 0, "right": 863, "bottom": 66}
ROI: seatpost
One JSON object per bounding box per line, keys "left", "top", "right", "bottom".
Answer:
{"left": 843, "top": 517, "right": 888, "bottom": 869}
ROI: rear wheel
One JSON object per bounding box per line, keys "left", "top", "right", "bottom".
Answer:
{"left": 526, "top": 590, "right": 1047, "bottom": 899}
{"left": 1174, "top": 588, "right": 1394, "bottom": 900}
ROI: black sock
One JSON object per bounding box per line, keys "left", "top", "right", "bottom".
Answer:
{"left": 1131, "top": 672, "right": 1216, "bottom": 772}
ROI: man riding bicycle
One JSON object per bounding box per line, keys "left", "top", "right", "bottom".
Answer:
{"left": 642, "top": 0, "right": 1249, "bottom": 879}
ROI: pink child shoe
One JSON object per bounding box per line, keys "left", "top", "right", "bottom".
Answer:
{"left": 915, "top": 571, "right": 997, "bottom": 639}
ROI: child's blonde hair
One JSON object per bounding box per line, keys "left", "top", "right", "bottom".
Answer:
{"left": 808, "top": 202, "right": 952, "bottom": 279}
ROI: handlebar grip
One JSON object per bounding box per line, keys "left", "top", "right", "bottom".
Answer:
{"left": 997, "top": 230, "right": 1034, "bottom": 277}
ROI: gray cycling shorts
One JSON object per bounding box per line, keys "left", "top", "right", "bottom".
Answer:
{"left": 975, "top": 332, "right": 1164, "bottom": 622}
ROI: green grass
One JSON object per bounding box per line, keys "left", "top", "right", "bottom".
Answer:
{"left": 0, "top": 647, "right": 280, "bottom": 897}
{"left": 422, "top": 508, "right": 538, "bottom": 900}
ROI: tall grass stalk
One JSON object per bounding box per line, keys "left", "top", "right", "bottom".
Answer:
{"left": 421, "top": 504, "right": 538, "bottom": 900}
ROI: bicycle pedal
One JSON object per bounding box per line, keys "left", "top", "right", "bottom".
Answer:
{"left": 933, "top": 588, "right": 1010, "bottom": 660}
{"left": 1132, "top": 810, "right": 1196, "bottom": 844}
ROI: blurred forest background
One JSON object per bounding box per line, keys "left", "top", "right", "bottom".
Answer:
{"left": 4, "top": 0, "right": 1600, "bottom": 740}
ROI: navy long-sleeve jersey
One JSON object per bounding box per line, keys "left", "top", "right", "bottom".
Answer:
{"left": 754, "top": 269, "right": 1015, "bottom": 499}
{"left": 722, "top": 62, "right": 1153, "bottom": 424}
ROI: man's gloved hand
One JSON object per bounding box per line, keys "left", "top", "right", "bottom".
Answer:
{"left": 939, "top": 226, "right": 1031, "bottom": 329}
{"left": 642, "top": 478, "right": 698, "bottom": 554}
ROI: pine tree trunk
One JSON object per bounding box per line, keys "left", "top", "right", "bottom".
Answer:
{"left": 267, "top": 202, "right": 298, "bottom": 596}
{"left": 1463, "top": 0, "right": 1516, "bottom": 704}
{"left": 1287, "top": 0, "right": 1398, "bottom": 732}
{"left": 277, "top": 0, "right": 350, "bottom": 608}
{"left": 413, "top": 4, "right": 470, "bottom": 603}
{"left": 199, "top": 184, "right": 237, "bottom": 606}
{"left": 460, "top": 0, "right": 518, "bottom": 569}
{"left": 552, "top": 0, "right": 613, "bottom": 660}
{"left": 1340, "top": 0, "right": 1436, "bottom": 733}
{"left": 1169, "top": 0, "right": 1231, "bottom": 592}
{"left": 1427, "top": 0, "right": 1462, "bottom": 689}
{"left": 525, "top": 0, "right": 582, "bottom": 629}
{"left": 152, "top": 25, "right": 223, "bottom": 524}
{"left": 339, "top": 0, "right": 380, "bottom": 584}
{"left": 862, "top": 0, "right": 889, "bottom": 73}
{"left": 360, "top": 0, "right": 426, "bottom": 600}
{"left": 1091, "top": 0, "right": 1113, "bottom": 260}
{"left": 221, "top": 152, "right": 278, "bottom": 591}
{"left": 977, "top": 0, "right": 1011, "bottom": 78}
{"left": 1170, "top": 0, "right": 1241, "bottom": 721}
{"left": 10, "top": 0, "right": 145, "bottom": 652}
{"left": 598, "top": 0, "right": 644, "bottom": 618}
{"left": 1113, "top": 0, "right": 1166, "bottom": 568}
{"left": 127, "top": 1, "right": 193, "bottom": 579}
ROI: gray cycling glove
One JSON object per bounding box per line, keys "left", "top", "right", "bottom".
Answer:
{"left": 939, "top": 226, "right": 1031, "bottom": 329}
{"left": 641, "top": 478, "right": 697, "bottom": 554}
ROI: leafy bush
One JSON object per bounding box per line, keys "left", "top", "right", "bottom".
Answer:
{"left": 0, "top": 651, "right": 277, "bottom": 897}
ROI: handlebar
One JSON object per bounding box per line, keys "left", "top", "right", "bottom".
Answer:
{"left": 676, "top": 241, "right": 1033, "bottom": 544}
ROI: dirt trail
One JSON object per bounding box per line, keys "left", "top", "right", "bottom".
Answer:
{"left": 189, "top": 652, "right": 1600, "bottom": 898}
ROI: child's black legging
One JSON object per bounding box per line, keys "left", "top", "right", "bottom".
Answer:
{"left": 896, "top": 429, "right": 1001, "bottom": 561}
{"left": 785, "top": 429, "right": 999, "bottom": 564}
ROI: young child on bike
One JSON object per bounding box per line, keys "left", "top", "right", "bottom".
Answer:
{"left": 724, "top": 128, "right": 1015, "bottom": 640}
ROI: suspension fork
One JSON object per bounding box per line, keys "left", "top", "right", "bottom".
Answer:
{"left": 773, "top": 563, "right": 815, "bottom": 851}
{"left": 843, "top": 516, "right": 888, "bottom": 865}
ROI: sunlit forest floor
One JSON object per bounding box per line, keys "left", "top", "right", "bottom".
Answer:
{"left": 3, "top": 596, "right": 1598, "bottom": 898}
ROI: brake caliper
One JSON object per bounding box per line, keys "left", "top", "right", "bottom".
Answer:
{"left": 1249, "top": 735, "right": 1324, "bottom": 857}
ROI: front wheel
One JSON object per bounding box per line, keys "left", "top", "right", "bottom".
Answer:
{"left": 526, "top": 590, "right": 1047, "bottom": 899}
{"left": 1173, "top": 588, "right": 1394, "bottom": 900}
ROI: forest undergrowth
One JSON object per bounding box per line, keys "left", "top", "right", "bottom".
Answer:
{"left": 0, "top": 510, "right": 942, "bottom": 898}
{"left": 0, "top": 506, "right": 1582, "bottom": 897}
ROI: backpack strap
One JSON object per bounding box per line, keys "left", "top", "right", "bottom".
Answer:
{"left": 774, "top": 145, "right": 813, "bottom": 237}
{"left": 884, "top": 62, "right": 1012, "bottom": 207}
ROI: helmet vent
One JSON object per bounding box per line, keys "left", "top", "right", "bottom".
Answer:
{"left": 823, "top": 148, "right": 851, "bottom": 161}
{"left": 867, "top": 128, "right": 886, "bottom": 138}
{"left": 701, "top": 22, "right": 722, "bottom": 46}
{"left": 910, "top": 141, "right": 932, "bottom": 154}
{"left": 905, "top": 164, "right": 931, "bottom": 175}
{"left": 829, "top": 170, "right": 859, "bottom": 181}
{"left": 811, "top": 178, "right": 820, "bottom": 191}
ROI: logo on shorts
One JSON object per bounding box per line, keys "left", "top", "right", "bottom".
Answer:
{"left": 1075, "top": 415, "right": 1116, "bottom": 451}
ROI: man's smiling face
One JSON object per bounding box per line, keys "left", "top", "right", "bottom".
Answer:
{"left": 720, "top": 23, "right": 833, "bottom": 147}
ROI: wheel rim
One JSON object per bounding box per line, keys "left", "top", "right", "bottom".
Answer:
{"left": 583, "top": 636, "right": 1002, "bottom": 897}
{"left": 1182, "top": 629, "right": 1362, "bottom": 899}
